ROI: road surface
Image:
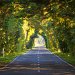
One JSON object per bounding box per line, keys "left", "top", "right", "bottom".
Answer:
{"left": 0, "top": 47, "right": 75, "bottom": 75}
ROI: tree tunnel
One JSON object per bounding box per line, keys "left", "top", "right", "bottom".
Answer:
{"left": 25, "top": 29, "right": 51, "bottom": 49}
{"left": 0, "top": 0, "right": 75, "bottom": 56}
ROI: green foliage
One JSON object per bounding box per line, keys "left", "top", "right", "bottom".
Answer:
{"left": 0, "top": 0, "right": 75, "bottom": 57}
{"left": 55, "top": 52, "right": 75, "bottom": 66}
{"left": 0, "top": 50, "right": 26, "bottom": 67}
{"left": 16, "top": 36, "right": 25, "bottom": 51}
{"left": 26, "top": 38, "right": 34, "bottom": 49}
{"left": 26, "top": 31, "right": 38, "bottom": 49}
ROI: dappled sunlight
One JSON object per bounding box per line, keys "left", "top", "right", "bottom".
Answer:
{"left": 0, "top": 66, "right": 50, "bottom": 71}
{"left": 22, "top": 19, "right": 29, "bottom": 38}
{"left": 0, "top": 66, "right": 73, "bottom": 75}
{"left": 0, "top": 1, "right": 75, "bottom": 75}
{"left": 22, "top": 19, "right": 35, "bottom": 41}
{"left": 22, "top": 19, "right": 29, "bottom": 33}
{"left": 13, "top": 3, "right": 24, "bottom": 15}
{"left": 52, "top": 50, "right": 61, "bottom": 54}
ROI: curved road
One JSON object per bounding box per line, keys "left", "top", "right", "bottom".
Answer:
{"left": 0, "top": 47, "right": 75, "bottom": 75}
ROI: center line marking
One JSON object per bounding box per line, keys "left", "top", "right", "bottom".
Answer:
{"left": 38, "top": 62, "right": 40, "bottom": 64}
{"left": 38, "top": 64, "right": 40, "bottom": 66}
{"left": 38, "top": 66, "right": 40, "bottom": 68}
{"left": 38, "top": 59, "right": 39, "bottom": 61}
{"left": 38, "top": 70, "right": 40, "bottom": 72}
{"left": 38, "top": 57, "right": 39, "bottom": 58}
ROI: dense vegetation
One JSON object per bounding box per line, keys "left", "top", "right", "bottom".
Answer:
{"left": 0, "top": 0, "right": 75, "bottom": 65}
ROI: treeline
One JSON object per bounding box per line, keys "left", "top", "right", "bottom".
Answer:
{"left": 0, "top": 0, "right": 75, "bottom": 56}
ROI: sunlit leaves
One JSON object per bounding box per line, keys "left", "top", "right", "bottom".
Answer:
{"left": 0, "top": 0, "right": 75, "bottom": 55}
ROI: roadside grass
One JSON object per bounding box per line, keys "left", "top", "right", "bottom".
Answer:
{"left": 0, "top": 50, "right": 28, "bottom": 67}
{"left": 54, "top": 51, "right": 75, "bottom": 66}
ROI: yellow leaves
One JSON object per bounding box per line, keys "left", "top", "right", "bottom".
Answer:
{"left": 23, "top": 19, "right": 28, "bottom": 26}
{"left": 42, "top": 17, "right": 53, "bottom": 25}
{"left": 13, "top": 3, "right": 23, "bottom": 15}
{"left": 42, "top": 19, "right": 47, "bottom": 25}
{"left": 68, "top": 20, "right": 75, "bottom": 28}
{"left": 14, "top": 4, "right": 22, "bottom": 10}
{"left": 47, "top": 17, "right": 53, "bottom": 21}
{"left": 22, "top": 19, "right": 29, "bottom": 39}
{"left": 28, "top": 6, "right": 31, "bottom": 8}
{"left": 44, "top": 11, "right": 48, "bottom": 15}
{"left": 28, "top": 28, "right": 34, "bottom": 41}
{"left": 43, "top": 7, "right": 48, "bottom": 15}
{"left": 0, "top": 10, "right": 2, "bottom": 14}
{"left": 43, "top": 7, "right": 46, "bottom": 10}
{"left": 22, "top": 19, "right": 35, "bottom": 41}
{"left": 58, "top": 49, "right": 61, "bottom": 53}
{"left": 66, "top": 18, "right": 70, "bottom": 21}
{"left": 59, "top": 17, "right": 64, "bottom": 23}
{"left": 22, "top": 19, "right": 29, "bottom": 33}
{"left": 0, "top": 28, "right": 3, "bottom": 30}
{"left": 39, "top": 29, "right": 43, "bottom": 34}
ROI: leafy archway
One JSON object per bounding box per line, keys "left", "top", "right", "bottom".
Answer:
{"left": 0, "top": 0, "right": 75, "bottom": 56}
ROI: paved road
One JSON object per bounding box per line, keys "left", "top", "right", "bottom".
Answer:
{"left": 0, "top": 47, "right": 75, "bottom": 75}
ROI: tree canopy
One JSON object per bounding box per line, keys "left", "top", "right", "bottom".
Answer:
{"left": 0, "top": 0, "right": 75, "bottom": 56}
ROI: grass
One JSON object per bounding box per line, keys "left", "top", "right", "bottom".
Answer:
{"left": 0, "top": 50, "right": 28, "bottom": 67}
{"left": 54, "top": 51, "right": 75, "bottom": 66}
{"left": 0, "top": 49, "right": 75, "bottom": 68}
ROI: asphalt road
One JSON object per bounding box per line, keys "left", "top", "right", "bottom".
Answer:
{"left": 0, "top": 47, "right": 75, "bottom": 75}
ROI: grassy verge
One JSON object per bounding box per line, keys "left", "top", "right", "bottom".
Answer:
{"left": 53, "top": 51, "right": 75, "bottom": 66}
{"left": 0, "top": 50, "right": 28, "bottom": 67}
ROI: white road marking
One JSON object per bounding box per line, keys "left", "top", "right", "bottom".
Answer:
{"left": 38, "top": 64, "right": 40, "bottom": 66}
{"left": 38, "top": 66, "right": 40, "bottom": 68}
{"left": 37, "top": 50, "right": 40, "bottom": 72}
{"left": 38, "top": 62, "right": 40, "bottom": 64}
{"left": 38, "top": 57, "right": 39, "bottom": 58}
{"left": 38, "top": 59, "right": 39, "bottom": 61}
{"left": 38, "top": 70, "right": 40, "bottom": 72}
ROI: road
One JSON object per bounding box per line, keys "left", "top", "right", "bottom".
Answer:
{"left": 0, "top": 47, "right": 75, "bottom": 75}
